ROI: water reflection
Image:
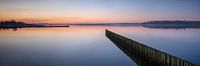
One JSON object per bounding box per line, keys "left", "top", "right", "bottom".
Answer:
{"left": 0, "top": 26, "right": 136, "bottom": 66}
{"left": 0, "top": 26, "right": 199, "bottom": 66}
{"left": 0, "top": 28, "right": 18, "bottom": 31}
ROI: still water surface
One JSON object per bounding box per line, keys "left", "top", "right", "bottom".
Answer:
{"left": 0, "top": 26, "right": 200, "bottom": 66}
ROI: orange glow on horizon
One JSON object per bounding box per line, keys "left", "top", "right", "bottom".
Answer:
{"left": 1, "top": 0, "right": 200, "bottom": 24}
{"left": 0, "top": 16, "right": 148, "bottom": 24}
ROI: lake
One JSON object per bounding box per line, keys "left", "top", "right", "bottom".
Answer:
{"left": 0, "top": 26, "right": 200, "bottom": 66}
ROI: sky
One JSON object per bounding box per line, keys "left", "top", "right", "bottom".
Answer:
{"left": 0, "top": 0, "right": 200, "bottom": 24}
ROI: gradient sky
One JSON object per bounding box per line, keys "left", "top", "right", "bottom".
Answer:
{"left": 0, "top": 0, "right": 200, "bottom": 23}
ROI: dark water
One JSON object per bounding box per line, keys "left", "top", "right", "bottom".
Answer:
{"left": 0, "top": 26, "right": 200, "bottom": 66}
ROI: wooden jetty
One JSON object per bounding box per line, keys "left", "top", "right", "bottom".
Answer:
{"left": 106, "top": 30, "right": 198, "bottom": 66}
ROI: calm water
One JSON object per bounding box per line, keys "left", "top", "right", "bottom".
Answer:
{"left": 0, "top": 26, "right": 200, "bottom": 66}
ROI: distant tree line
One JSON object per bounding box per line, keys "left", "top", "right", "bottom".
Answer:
{"left": 142, "top": 20, "right": 200, "bottom": 29}
{"left": 143, "top": 20, "right": 200, "bottom": 24}
{"left": 0, "top": 20, "right": 43, "bottom": 28}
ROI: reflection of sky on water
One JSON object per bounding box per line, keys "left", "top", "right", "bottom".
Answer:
{"left": 0, "top": 26, "right": 200, "bottom": 65}
{"left": 0, "top": 26, "right": 136, "bottom": 66}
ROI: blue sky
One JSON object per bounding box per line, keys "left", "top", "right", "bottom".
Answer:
{"left": 0, "top": 0, "right": 200, "bottom": 23}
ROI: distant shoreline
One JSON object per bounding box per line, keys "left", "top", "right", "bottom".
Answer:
{"left": 141, "top": 21, "right": 200, "bottom": 29}
{"left": 0, "top": 20, "right": 69, "bottom": 28}
{"left": 69, "top": 21, "right": 200, "bottom": 29}
{"left": 1, "top": 20, "right": 200, "bottom": 29}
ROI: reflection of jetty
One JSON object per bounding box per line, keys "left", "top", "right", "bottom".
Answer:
{"left": 106, "top": 30, "right": 198, "bottom": 66}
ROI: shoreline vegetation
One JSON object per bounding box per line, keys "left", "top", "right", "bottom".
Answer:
{"left": 71, "top": 20, "right": 200, "bottom": 29}
{"left": 142, "top": 21, "right": 200, "bottom": 29}
{"left": 0, "top": 20, "right": 69, "bottom": 28}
